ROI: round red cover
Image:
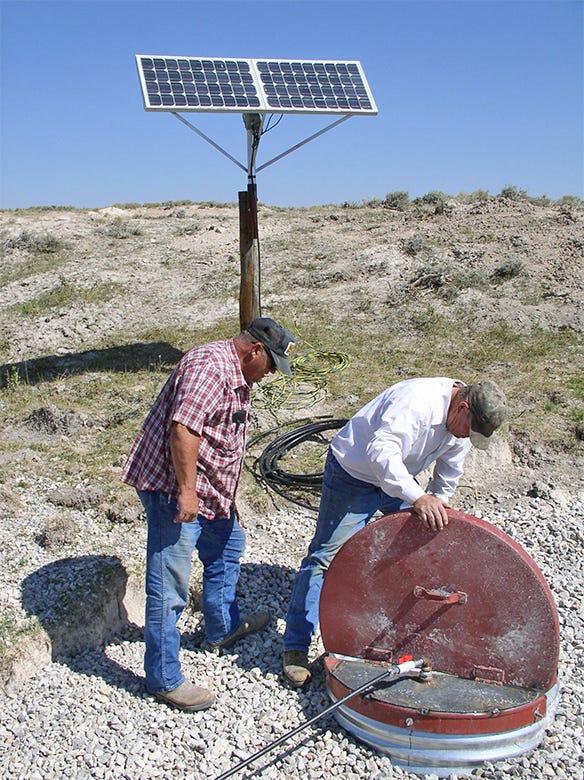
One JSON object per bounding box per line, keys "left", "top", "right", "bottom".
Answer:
{"left": 320, "top": 510, "right": 559, "bottom": 690}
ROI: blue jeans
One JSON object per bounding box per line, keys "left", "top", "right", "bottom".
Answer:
{"left": 283, "top": 452, "right": 402, "bottom": 652}
{"left": 139, "top": 490, "right": 246, "bottom": 693}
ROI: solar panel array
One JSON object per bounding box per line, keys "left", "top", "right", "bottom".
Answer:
{"left": 136, "top": 55, "right": 377, "bottom": 115}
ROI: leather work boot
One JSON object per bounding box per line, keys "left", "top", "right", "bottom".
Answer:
{"left": 208, "top": 611, "right": 271, "bottom": 652}
{"left": 152, "top": 681, "right": 215, "bottom": 712}
{"left": 282, "top": 650, "right": 312, "bottom": 687}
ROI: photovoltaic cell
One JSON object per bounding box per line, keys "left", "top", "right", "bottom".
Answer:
{"left": 136, "top": 55, "right": 377, "bottom": 115}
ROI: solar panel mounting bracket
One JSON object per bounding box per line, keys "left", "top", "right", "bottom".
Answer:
{"left": 171, "top": 109, "right": 353, "bottom": 179}
{"left": 171, "top": 112, "right": 247, "bottom": 172}
{"left": 255, "top": 114, "right": 352, "bottom": 173}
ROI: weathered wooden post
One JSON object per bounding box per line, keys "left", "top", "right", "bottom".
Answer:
{"left": 239, "top": 181, "right": 260, "bottom": 331}
{"left": 239, "top": 113, "right": 264, "bottom": 330}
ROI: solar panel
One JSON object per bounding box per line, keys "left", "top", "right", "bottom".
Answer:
{"left": 256, "top": 59, "right": 375, "bottom": 114}
{"left": 136, "top": 55, "right": 377, "bottom": 115}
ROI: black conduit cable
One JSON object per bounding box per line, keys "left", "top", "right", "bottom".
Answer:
{"left": 247, "top": 418, "right": 349, "bottom": 511}
{"left": 248, "top": 119, "right": 262, "bottom": 312}
{"left": 262, "top": 113, "right": 283, "bottom": 135}
{"left": 252, "top": 112, "right": 283, "bottom": 314}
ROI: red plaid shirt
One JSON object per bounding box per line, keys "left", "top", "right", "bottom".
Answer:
{"left": 121, "top": 339, "right": 250, "bottom": 520}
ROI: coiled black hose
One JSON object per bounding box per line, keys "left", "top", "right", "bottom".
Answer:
{"left": 248, "top": 418, "right": 348, "bottom": 511}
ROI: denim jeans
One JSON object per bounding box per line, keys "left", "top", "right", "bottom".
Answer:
{"left": 139, "top": 490, "right": 246, "bottom": 693}
{"left": 283, "top": 451, "right": 402, "bottom": 652}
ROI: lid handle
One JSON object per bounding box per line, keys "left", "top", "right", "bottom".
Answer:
{"left": 413, "top": 585, "right": 468, "bottom": 605}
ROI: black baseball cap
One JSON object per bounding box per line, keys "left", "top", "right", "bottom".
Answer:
{"left": 246, "top": 317, "right": 296, "bottom": 375}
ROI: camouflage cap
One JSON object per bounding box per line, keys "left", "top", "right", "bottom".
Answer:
{"left": 468, "top": 381, "right": 508, "bottom": 449}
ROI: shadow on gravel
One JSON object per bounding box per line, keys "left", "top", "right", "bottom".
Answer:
{"left": 20, "top": 556, "right": 307, "bottom": 702}
{"left": 182, "top": 560, "right": 298, "bottom": 676}
{"left": 0, "top": 341, "right": 183, "bottom": 387}
{"left": 21, "top": 554, "right": 144, "bottom": 697}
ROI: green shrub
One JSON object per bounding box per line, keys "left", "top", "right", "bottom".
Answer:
{"left": 557, "top": 194, "right": 584, "bottom": 209}
{"left": 13, "top": 280, "right": 121, "bottom": 317}
{"left": 409, "top": 263, "right": 447, "bottom": 289}
{"left": 415, "top": 190, "right": 447, "bottom": 205}
{"left": 97, "top": 219, "right": 143, "bottom": 239}
{"left": 382, "top": 191, "right": 410, "bottom": 210}
{"left": 410, "top": 306, "right": 448, "bottom": 335}
{"left": 409, "top": 263, "right": 490, "bottom": 299}
{"left": 403, "top": 234, "right": 432, "bottom": 256}
{"left": 173, "top": 223, "right": 200, "bottom": 236}
{"left": 457, "top": 190, "right": 491, "bottom": 204}
{"left": 469, "top": 189, "right": 490, "bottom": 202}
{"left": 498, "top": 185, "right": 527, "bottom": 201}
{"left": 492, "top": 258, "right": 524, "bottom": 281}
{"left": 0, "top": 205, "right": 76, "bottom": 213}
{"left": 570, "top": 406, "right": 584, "bottom": 437}
{"left": 568, "top": 374, "right": 584, "bottom": 400}
{"left": 529, "top": 194, "right": 551, "bottom": 206}
{"left": 196, "top": 201, "right": 232, "bottom": 209}
{"left": 3, "top": 230, "right": 66, "bottom": 254}
{"left": 16, "top": 279, "right": 77, "bottom": 315}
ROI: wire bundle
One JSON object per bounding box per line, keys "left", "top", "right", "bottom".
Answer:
{"left": 256, "top": 350, "right": 350, "bottom": 414}
{"left": 248, "top": 418, "right": 348, "bottom": 511}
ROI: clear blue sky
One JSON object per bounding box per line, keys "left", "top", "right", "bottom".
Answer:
{"left": 1, "top": 0, "right": 582, "bottom": 208}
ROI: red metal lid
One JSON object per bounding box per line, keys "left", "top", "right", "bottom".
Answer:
{"left": 320, "top": 510, "right": 559, "bottom": 690}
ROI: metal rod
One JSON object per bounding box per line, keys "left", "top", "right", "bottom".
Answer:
{"left": 213, "top": 658, "right": 420, "bottom": 780}
{"left": 171, "top": 113, "right": 247, "bottom": 172}
{"left": 256, "top": 115, "right": 352, "bottom": 172}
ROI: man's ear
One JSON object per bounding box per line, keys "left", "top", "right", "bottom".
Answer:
{"left": 250, "top": 341, "right": 262, "bottom": 359}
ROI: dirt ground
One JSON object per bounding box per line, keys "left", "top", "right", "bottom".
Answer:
{"left": 0, "top": 192, "right": 583, "bottom": 780}
{"left": 0, "top": 194, "right": 582, "bottom": 500}
{"left": 0, "top": 197, "right": 583, "bottom": 356}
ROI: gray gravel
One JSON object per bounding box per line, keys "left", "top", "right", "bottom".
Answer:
{"left": 0, "top": 481, "right": 583, "bottom": 780}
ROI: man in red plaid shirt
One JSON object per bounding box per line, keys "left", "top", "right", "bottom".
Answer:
{"left": 122, "top": 317, "right": 295, "bottom": 711}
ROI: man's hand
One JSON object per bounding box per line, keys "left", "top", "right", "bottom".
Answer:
{"left": 413, "top": 494, "right": 449, "bottom": 532}
{"left": 233, "top": 502, "right": 246, "bottom": 529}
{"left": 175, "top": 489, "right": 199, "bottom": 523}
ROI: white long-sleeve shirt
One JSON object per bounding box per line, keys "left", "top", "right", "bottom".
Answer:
{"left": 330, "top": 377, "right": 471, "bottom": 504}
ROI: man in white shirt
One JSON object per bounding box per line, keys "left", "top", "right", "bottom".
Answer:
{"left": 282, "top": 377, "right": 508, "bottom": 686}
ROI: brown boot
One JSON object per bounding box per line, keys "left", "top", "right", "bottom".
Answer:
{"left": 282, "top": 650, "right": 312, "bottom": 687}
{"left": 208, "top": 611, "right": 271, "bottom": 652}
{"left": 152, "top": 681, "right": 215, "bottom": 712}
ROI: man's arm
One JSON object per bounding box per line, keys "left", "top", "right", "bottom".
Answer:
{"left": 169, "top": 422, "right": 201, "bottom": 523}
{"left": 417, "top": 441, "right": 471, "bottom": 531}
{"left": 365, "top": 409, "right": 450, "bottom": 532}
{"left": 427, "top": 441, "right": 471, "bottom": 501}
